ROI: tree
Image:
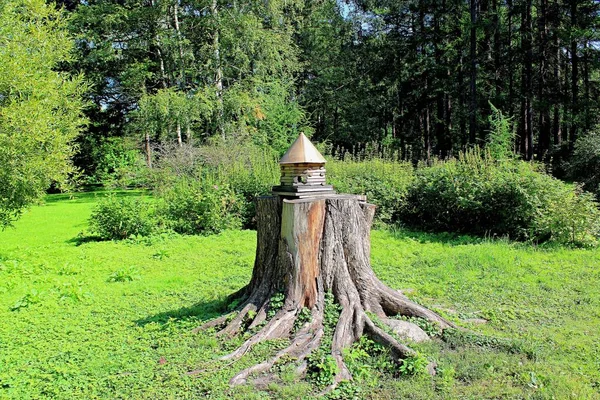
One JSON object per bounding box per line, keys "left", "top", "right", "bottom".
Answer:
{"left": 0, "top": 0, "right": 87, "bottom": 227}
{"left": 198, "top": 196, "right": 454, "bottom": 387}
{"left": 67, "top": 0, "right": 307, "bottom": 160}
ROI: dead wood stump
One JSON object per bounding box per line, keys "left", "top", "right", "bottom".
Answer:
{"left": 196, "top": 195, "right": 455, "bottom": 387}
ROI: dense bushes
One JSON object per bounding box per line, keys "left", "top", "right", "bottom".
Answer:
{"left": 401, "top": 149, "right": 600, "bottom": 246}
{"left": 88, "top": 137, "right": 600, "bottom": 246}
{"left": 89, "top": 195, "right": 155, "bottom": 240}
{"left": 151, "top": 141, "right": 278, "bottom": 229}
{"left": 566, "top": 130, "right": 600, "bottom": 197}
{"left": 82, "top": 137, "right": 149, "bottom": 189}
{"left": 328, "top": 158, "right": 413, "bottom": 224}
{"left": 157, "top": 179, "right": 243, "bottom": 235}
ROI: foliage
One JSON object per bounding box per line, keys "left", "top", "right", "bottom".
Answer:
{"left": 486, "top": 103, "right": 516, "bottom": 161}
{"left": 398, "top": 354, "right": 429, "bottom": 376}
{"left": 89, "top": 194, "right": 155, "bottom": 240}
{"left": 86, "top": 137, "right": 149, "bottom": 188}
{"left": 131, "top": 87, "right": 214, "bottom": 144}
{"left": 566, "top": 129, "right": 600, "bottom": 197}
{"left": 1, "top": 193, "right": 600, "bottom": 398}
{"left": 157, "top": 178, "right": 243, "bottom": 235}
{"left": 267, "top": 292, "right": 285, "bottom": 319}
{"left": 0, "top": 0, "right": 86, "bottom": 227}
{"left": 151, "top": 141, "right": 279, "bottom": 229}
{"left": 402, "top": 149, "right": 600, "bottom": 245}
{"left": 327, "top": 153, "right": 414, "bottom": 225}
{"left": 67, "top": 0, "right": 308, "bottom": 167}
{"left": 306, "top": 292, "right": 341, "bottom": 387}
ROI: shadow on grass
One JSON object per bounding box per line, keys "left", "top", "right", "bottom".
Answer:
{"left": 385, "top": 227, "right": 496, "bottom": 246}
{"left": 44, "top": 189, "right": 151, "bottom": 205}
{"left": 135, "top": 298, "right": 229, "bottom": 327}
{"left": 66, "top": 234, "right": 105, "bottom": 246}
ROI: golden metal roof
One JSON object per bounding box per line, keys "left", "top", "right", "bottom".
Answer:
{"left": 279, "top": 133, "right": 327, "bottom": 165}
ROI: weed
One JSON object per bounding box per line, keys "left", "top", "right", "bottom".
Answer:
{"left": 107, "top": 267, "right": 140, "bottom": 283}
{"left": 292, "top": 307, "right": 312, "bottom": 333}
{"left": 267, "top": 292, "right": 285, "bottom": 319}
{"left": 398, "top": 353, "right": 429, "bottom": 376}
{"left": 152, "top": 249, "right": 170, "bottom": 260}
{"left": 10, "top": 289, "right": 41, "bottom": 311}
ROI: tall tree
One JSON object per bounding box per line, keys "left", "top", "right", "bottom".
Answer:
{"left": 0, "top": 0, "right": 86, "bottom": 226}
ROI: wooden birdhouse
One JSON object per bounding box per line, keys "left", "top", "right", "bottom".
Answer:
{"left": 272, "top": 133, "right": 336, "bottom": 198}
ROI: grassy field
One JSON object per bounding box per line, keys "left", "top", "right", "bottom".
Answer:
{"left": 1, "top": 192, "right": 599, "bottom": 399}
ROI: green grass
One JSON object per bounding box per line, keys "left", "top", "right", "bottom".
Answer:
{"left": 1, "top": 192, "right": 599, "bottom": 399}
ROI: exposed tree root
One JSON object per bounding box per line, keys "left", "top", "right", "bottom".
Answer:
{"left": 194, "top": 196, "right": 457, "bottom": 389}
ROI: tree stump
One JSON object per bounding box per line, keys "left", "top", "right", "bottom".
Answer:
{"left": 196, "top": 195, "right": 455, "bottom": 386}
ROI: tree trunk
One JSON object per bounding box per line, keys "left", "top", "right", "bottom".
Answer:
{"left": 537, "top": 0, "right": 551, "bottom": 160}
{"left": 553, "top": 35, "right": 562, "bottom": 146}
{"left": 469, "top": 0, "right": 478, "bottom": 145}
{"left": 196, "top": 195, "right": 454, "bottom": 387}
{"left": 173, "top": 1, "right": 186, "bottom": 89}
{"left": 211, "top": 0, "right": 225, "bottom": 139}
{"left": 150, "top": 0, "right": 169, "bottom": 89}
{"left": 176, "top": 121, "right": 183, "bottom": 146}
{"left": 570, "top": 1, "right": 578, "bottom": 146}
{"left": 144, "top": 133, "right": 152, "bottom": 168}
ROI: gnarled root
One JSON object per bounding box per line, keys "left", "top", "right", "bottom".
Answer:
{"left": 193, "top": 195, "right": 457, "bottom": 389}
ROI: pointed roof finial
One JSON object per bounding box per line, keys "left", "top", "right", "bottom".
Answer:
{"left": 279, "top": 133, "right": 327, "bottom": 165}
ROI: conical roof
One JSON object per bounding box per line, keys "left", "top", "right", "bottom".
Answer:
{"left": 279, "top": 133, "right": 327, "bottom": 164}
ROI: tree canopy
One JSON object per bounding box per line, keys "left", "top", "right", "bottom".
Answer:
{"left": 60, "top": 0, "right": 600, "bottom": 167}
{"left": 0, "top": 0, "right": 86, "bottom": 227}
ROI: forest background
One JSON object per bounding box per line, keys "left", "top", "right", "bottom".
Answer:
{"left": 60, "top": 0, "right": 600, "bottom": 169}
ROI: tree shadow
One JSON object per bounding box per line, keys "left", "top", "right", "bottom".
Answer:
{"left": 65, "top": 234, "right": 104, "bottom": 246}
{"left": 135, "top": 298, "right": 229, "bottom": 327}
{"left": 385, "top": 227, "right": 496, "bottom": 246}
{"left": 44, "top": 190, "right": 151, "bottom": 205}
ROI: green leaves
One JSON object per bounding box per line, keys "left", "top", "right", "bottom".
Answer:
{"left": 0, "top": 0, "right": 87, "bottom": 227}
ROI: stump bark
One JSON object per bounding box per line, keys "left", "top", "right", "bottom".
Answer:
{"left": 196, "top": 195, "right": 455, "bottom": 386}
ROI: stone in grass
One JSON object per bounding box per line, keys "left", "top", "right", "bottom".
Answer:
{"left": 463, "top": 318, "right": 488, "bottom": 325}
{"left": 383, "top": 319, "right": 430, "bottom": 343}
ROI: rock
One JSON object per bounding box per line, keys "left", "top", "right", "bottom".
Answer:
{"left": 431, "top": 305, "right": 457, "bottom": 315}
{"left": 463, "top": 318, "right": 488, "bottom": 324}
{"left": 426, "top": 361, "right": 438, "bottom": 376}
{"left": 383, "top": 319, "right": 430, "bottom": 343}
{"left": 399, "top": 288, "right": 416, "bottom": 296}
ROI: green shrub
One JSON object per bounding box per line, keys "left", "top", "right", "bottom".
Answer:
{"left": 533, "top": 184, "right": 600, "bottom": 247}
{"left": 89, "top": 195, "right": 155, "bottom": 240}
{"left": 401, "top": 149, "right": 600, "bottom": 245}
{"left": 327, "top": 158, "right": 414, "bottom": 225}
{"left": 151, "top": 141, "right": 278, "bottom": 229}
{"left": 206, "top": 144, "right": 279, "bottom": 228}
{"left": 566, "top": 130, "right": 600, "bottom": 197}
{"left": 157, "top": 178, "right": 243, "bottom": 235}
{"left": 84, "top": 137, "right": 149, "bottom": 189}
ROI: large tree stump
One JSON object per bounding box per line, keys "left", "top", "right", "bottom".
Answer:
{"left": 196, "top": 195, "right": 455, "bottom": 386}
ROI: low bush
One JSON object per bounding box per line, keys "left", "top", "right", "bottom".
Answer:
{"left": 327, "top": 157, "right": 414, "bottom": 225}
{"left": 89, "top": 194, "right": 155, "bottom": 240}
{"left": 151, "top": 141, "right": 278, "bottom": 229}
{"left": 205, "top": 144, "right": 279, "bottom": 228}
{"left": 401, "top": 149, "right": 600, "bottom": 245}
{"left": 83, "top": 137, "right": 150, "bottom": 189}
{"left": 157, "top": 178, "right": 243, "bottom": 235}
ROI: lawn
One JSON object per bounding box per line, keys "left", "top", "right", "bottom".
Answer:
{"left": 0, "top": 192, "right": 599, "bottom": 399}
